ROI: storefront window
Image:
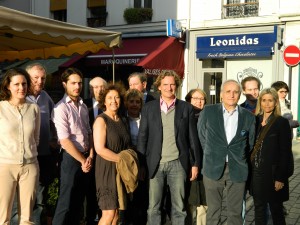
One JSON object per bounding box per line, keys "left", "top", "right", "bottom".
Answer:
{"left": 202, "top": 59, "right": 224, "bottom": 68}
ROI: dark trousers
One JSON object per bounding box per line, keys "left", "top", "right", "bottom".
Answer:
{"left": 52, "top": 151, "right": 89, "bottom": 225}
{"left": 126, "top": 179, "right": 149, "bottom": 225}
{"left": 254, "top": 198, "right": 286, "bottom": 225}
{"left": 203, "top": 164, "right": 245, "bottom": 225}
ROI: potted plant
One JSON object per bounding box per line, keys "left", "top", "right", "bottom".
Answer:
{"left": 46, "top": 178, "right": 59, "bottom": 224}
{"left": 123, "top": 8, "right": 153, "bottom": 24}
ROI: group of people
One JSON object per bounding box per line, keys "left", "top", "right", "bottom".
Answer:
{"left": 0, "top": 66, "right": 297, "bottom": 225}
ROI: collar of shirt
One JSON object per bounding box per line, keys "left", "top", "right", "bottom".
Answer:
{"left": 128, "top": 113, "right": 141, "bottom": 121}
{"left": 63, "top": 94, "right": 83, "bottom": 105}
{"left": 27, "top": 91, "right": 42, "bottom": 103}
{"left": 222, "top": 104, "right": 238, "bottom": 115}
{"left": 160, "top": 97, "right": 176, "bottom": 114}
{"left": 92, "top": 98, "right": 99, "bottom": 108}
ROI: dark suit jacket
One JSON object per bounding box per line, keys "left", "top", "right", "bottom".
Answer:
{"left": 145, "top": 92, "right": 156, "bottom": 103}
{"left": 251, "top": 115, "right": 291, "bottom": 202}
{"left": 137, "top": 99, "right": 201, "bottom": 179}
{"left": 198, "top": 103, "right": 255, "bottom": 183}
{"left": 83, "top": 98, "right": 101, "bottom": 129}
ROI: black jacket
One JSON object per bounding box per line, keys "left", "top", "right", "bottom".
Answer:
{"left": 137, "top": 99, "right": 201, "bottom": 178}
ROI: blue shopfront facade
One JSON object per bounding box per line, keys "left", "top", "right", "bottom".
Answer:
{"left": 186, "top": 25, "right": 284, "bottom": 105}
{"left": 196, "top": 26, "right": 279, "bottom": 59}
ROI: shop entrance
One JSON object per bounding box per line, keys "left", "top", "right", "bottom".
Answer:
{"left": 203, "top": 72, "right": 223, "bottom": 105}
{"left": 201, "top": 59, "right": 225, "bottom": 105}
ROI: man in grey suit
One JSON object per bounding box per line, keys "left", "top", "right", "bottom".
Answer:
{"left": 137, "top": 70, "right": 201, "bottom": 225}
{"left": 197, "top": 79, "right": 255, "bottom": 225}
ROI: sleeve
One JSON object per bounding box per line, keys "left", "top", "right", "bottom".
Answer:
{"left": 197, "top": 107, "right": 207, "bottom": 152}
{"left": 137, "top": 106, "right": 149, "bottom": 156}
{"left": 51, "top": 104, "right": 70, "bottom": 141}
{"left": 248, "top": 115, "right": 256, "bottom": 152}
{"left": 34, "top": 105, "right": 41, "bottom": 145}
{"left": 188, "top": 105, "right": 202, "bottom": 167}
{"left": 276, "top": 118, "right": 292, "bottom": 181}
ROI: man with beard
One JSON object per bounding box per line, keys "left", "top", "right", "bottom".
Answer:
{"left": 51, "top": 68, "right": 94, "bottom": 225}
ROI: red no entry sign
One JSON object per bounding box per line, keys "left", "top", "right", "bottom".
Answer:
{"left": 283, "top": 45, "right": 300, "bottom": 66}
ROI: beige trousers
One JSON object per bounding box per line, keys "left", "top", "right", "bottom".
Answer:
{"left": 0, "top": 163, "right": 39, "bottom": 225}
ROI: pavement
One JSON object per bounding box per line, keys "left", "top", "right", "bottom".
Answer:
{"left": 220, "top": 139, "right": 300, "bottom": 225}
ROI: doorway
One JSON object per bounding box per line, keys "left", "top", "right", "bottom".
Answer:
{"left": 203, "top": 72, "right": 223, "bottom": 105}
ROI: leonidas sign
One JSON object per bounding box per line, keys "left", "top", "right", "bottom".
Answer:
{"left": 196, "top": 30, "right": 277, "bottom": 59}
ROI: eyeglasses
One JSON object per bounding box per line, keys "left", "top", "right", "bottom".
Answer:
{"left": 191, "top": 97, "right": 205, "bottom": 101}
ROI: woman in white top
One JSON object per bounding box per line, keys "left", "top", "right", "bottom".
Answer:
{"left": 0, "top": 68, "right": 40, "bottom": 225}
{"left": 271, "top": 81, "right": 299, "bottom": 139}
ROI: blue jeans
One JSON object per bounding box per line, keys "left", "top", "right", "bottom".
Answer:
{"left": 147, "top": 159, "right": 187, "bottom": 225}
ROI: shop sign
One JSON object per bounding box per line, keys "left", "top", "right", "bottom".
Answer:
{"left": 99, "top": 57, "right": 141, "bottom": 65}
{"left": 144, "top": 68, "right": 161, "bottom": 76}
{"left": 166, "top": 19, "right": 182, "bottom": 38}
{"left": 196, "top": 30, "right": 277, "bottom": 59}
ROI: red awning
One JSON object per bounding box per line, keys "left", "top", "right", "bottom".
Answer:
{"left": 136, "top": 37, "right": 184, "bottom": 78}
{"left": 87, "top": 37, "right": 168, "bottom": 65}
{"left": 60, "top": 37, "right": 185, "bottom": 78}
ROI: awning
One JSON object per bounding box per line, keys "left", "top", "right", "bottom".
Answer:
{"left": 136, "top": 37, "right": 184, "bottom": 78}
{"left": 3, "top": 58, "right": 70, "bottom": 74}
{"left": 0, "top": 6, "right": 121, "bottom": 61}
{"left": 84, "top": 36, "right": 185, "bottom": 78}
{"left": 86, "top": 37, "right": 168, "bottom": 65}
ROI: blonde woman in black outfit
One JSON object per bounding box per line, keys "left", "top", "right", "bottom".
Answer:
{"left": 250, "top": 88, "right": 292, "bottom": 225}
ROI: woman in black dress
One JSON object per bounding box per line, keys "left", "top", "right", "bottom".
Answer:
{"left": 250, "top": 88, "right": 292, "bottom": 225}
{"left": 93, "top": 83, "right": 131, "bottom": 225}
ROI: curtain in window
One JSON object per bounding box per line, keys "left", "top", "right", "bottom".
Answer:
{"left": 134, "top": 0, "right": 141, "bottom": 8}
{"left": 144, "top": 0, "right": 152, "bottom": 8}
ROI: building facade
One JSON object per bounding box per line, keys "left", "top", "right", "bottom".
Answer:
{"left": 186, "top": 0, "right": 300, "bottom": 137}
{"left": 1, "top": 0, "right": 299, "bottom": 137}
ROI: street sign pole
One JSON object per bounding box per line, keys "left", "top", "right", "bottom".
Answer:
{"left": 288, "top": 66, "right": 292, "bottom": 101}
{"left": 283, "top": 45, "right": 300, "bottom": 101}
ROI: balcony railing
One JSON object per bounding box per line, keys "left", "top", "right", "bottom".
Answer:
{"left": 223, "top": 2, "right": 259, "bottom": 18}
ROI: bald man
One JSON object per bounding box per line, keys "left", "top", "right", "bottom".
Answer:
{"left": 85, "top": 77, "right": 107, "bottom": 127}
{"left": 83, "top": 76, "right": 107, "bottom": 225}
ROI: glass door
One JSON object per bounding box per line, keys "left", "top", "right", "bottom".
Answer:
{"left": 203, "top": 72, "right": 223, "bottom": 105}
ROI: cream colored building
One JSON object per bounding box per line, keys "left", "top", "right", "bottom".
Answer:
{"left": 185, "top": 0, "right": 300, "bottom": 138}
